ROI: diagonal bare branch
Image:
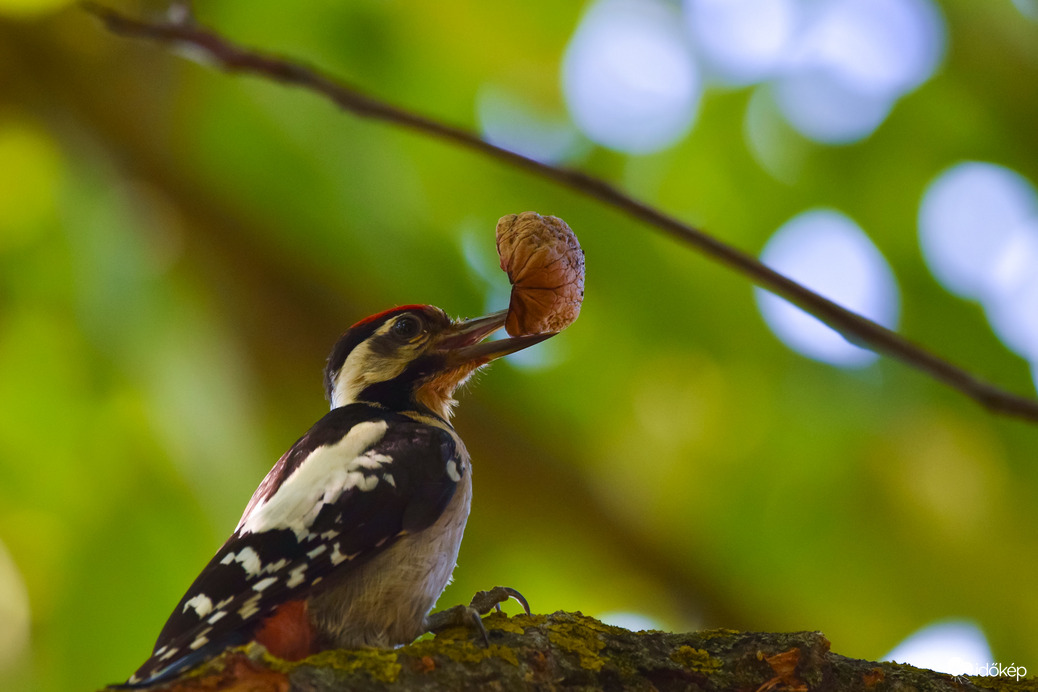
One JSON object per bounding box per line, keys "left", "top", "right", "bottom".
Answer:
{"left": 82, "top": 2, "right": 1038, "bottom": 424}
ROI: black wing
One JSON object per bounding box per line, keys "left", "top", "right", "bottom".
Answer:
{"left": 126, "top": 404, "right": 460, "bottom": 686}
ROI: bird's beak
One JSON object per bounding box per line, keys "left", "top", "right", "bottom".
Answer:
{"left": 439, "top": 310, "right": 554, "bottom": 367}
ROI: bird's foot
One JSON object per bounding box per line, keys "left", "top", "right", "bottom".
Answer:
{"left": 426, "top": 586, "right": 531, "bottom": 646}
{"left": 470, "top": 586, "right": 531, "bottom": 616}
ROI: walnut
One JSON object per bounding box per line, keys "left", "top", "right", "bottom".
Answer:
{"left": 496, "top": 212, "right": 585, "bottom": 336}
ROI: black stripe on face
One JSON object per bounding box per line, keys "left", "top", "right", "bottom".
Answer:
{"left": 324, "top": 320, "right": 384, "bottom": 402}
{"left": 357, "top": 353, "right": 447, "bottom": 413}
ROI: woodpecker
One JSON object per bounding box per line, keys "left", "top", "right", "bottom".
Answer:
{"left": 126, "top": 305, "right": 551, "bottom": 686}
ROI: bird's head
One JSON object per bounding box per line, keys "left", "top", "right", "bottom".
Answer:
{"left": 324, "top": 305, "right": 551, "bottom": 420}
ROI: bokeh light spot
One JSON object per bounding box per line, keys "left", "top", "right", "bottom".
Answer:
{"left": 755, "top": 209, "right": 900, "bottom": 367}
{"left": 598, "top": 611, "right": 662, "bottom": 632}
{"left": 1012, "top": 0, "right": 1038, "bottom": 21}
{"left": 770, "top": 72, "right": 896, "bottom": 145}
{"left": 460, "top": 227, "right": 511, "bottom": 317}
{"left": 920, "top": 162, "right": 1038, "bottom": 360}
{"left": 885, "top": 621, "right": 992, "bottom": 675}
{"left": 685, "top": 0, "right": 798, "bottom": 85}
{"left": 794, "top": 0, "right": 945, "bottom": 97}
{"left": 918, "top": 161, "right": 1038, "bottom": 300}
{"left": 562, "top": 0, "right": 700, "bottom": 154}
{"left": 983, "top": 223, "right": 1038, "bottom": 361}
{"left": 476, "top": 88, "right": 586, "bottom": 165}
{"left": 771, "top": 0, "right": 945, "bottom": 143}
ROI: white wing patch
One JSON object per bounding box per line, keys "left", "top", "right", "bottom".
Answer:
{"left": 337, "top": 450, "right": 393, "bottom": 494}
{"left": 252, "top": 577, "right": 278, "bottom": 592}
{"left": 286, "top": 564, "right": 309, "bottom": 589}
{"left": 353, "top": 452, "right": 391, "bottom": 469}
{"left": 330, "top": 542, "right": 358, "bottom": 566}
{"left": 238, "top": 593, "right": 263, "bottom": 620}
{"left": 183, "top": 593, "right": 213, "bottom": 618}
{"left": 236, "top": 420, "right": 389, "bottom": 540}
{"left": 220, "top": 546, "right": 262, "bottom": 576}
{"left": 157, "top": 646, "right": 179, "bottom": 662}
{"left": 265, "top": 558, "right": 289, "bottom": 573}
{"left": 189, "top": 627, "right": 213, "bottom": 650}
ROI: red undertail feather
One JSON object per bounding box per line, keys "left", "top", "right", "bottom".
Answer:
{"left": 253, "top": 600, "right": 317, "bottom": 661}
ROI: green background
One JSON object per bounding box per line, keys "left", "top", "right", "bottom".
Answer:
{"left": 0, "top": 1, "right": 1036, "bottom": 690}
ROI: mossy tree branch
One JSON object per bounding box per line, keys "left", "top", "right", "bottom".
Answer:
{"left": 109, "top": 612, "right": 1034, "bottom": 692}
{"left": 81, "top": 2, "right": 1038, "bottom": 425}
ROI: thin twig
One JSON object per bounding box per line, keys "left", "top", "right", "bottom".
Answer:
{"left": 82, "top": 3, "right": 1038, "bottom": 424}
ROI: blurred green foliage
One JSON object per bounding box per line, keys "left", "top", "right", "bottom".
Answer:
{"left": 0, "top": 1, "right": 1036, "bottom": 690}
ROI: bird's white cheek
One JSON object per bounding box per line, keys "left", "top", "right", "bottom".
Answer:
{"left": 331, "top": 343, "right": 415, "bottom": 409}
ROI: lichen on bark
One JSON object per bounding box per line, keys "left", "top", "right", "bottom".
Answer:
{"left": 110, "top": 611, "right": 1037, "bottom": 692}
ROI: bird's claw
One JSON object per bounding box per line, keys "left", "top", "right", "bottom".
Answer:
{"left": 469, "top": 586, "right": 531, "bottom": 616}
{"left": 426, "top": 586, "right": 530, "bottom": 647}
{"left": 426, "top": 604, "right": 490, "bottom": 646}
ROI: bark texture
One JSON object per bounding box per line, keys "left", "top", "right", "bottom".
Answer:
{"left": 109, "top": 611, "right": 1035, "bottom": 692}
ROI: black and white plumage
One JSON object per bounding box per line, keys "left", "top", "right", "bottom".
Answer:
{"left": 126, "top": 305, "right": 551, "bottom": 686}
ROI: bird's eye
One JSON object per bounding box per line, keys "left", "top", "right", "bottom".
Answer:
{"left": 391, "top": 315, "right": 422, "bottom": 340}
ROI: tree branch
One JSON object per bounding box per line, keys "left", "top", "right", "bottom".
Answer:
{"left": 110, "top": 612, "right": 1032, "bottom": 691}
{"left": 83, "top": 3, "right": 1038, "bottom": 424}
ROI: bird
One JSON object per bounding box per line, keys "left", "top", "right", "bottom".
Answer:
{"left": 125, "top": 304, "right": 552, "bottom": 686}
